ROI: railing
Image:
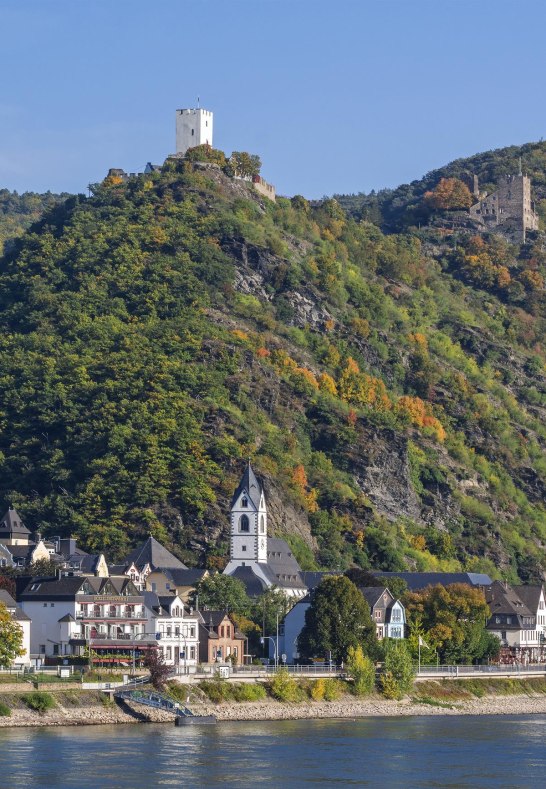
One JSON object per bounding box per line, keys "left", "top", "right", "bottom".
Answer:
{"left": 77, "top": 613, "right": 145, "bottom": 620}
{"left": 114, "top": 689, "right": 194, "bottom": 717}
{"left": 416, "top": 663, "right": 546, "bottom": 676}
{"left": 228, "top": 664, "right": 345, "bottom": 676}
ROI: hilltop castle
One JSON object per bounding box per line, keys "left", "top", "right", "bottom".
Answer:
{"left": 468, "top": 172, "right": 539, "bottom": 242}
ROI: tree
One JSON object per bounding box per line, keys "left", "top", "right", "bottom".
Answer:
{"left": 404, "top": 583, "right": 498, "bottom": 664}
{"left": 298, "top": 576, "right": 378, "bottom": 663}
{"left": 346, "top": 644, "right": 375, "bottom": 696}
{"left": 379, "top": 640, "right": 414, "bottom": 699}
{"left": 184, "top": 145, "right": 227, "bottom": 167}
{"left": 194, "top": 574, "right": 251, "bottom": 615}
{"left": 228, "top": 151, "right": 261, "bottom": 179}
{"left": 423, "top": 178, "right": 473, "bottom": 211}
{"left": 252, "top": 587, "right": 294, "bottom": 637}
{"left": 0, "top": 603, "right": 24, "bottom": 668}
{"left": 143, "top": 646, "right": 171, "bottom": 691}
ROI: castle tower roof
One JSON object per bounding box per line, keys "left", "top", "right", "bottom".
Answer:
{"left": 230, "top": 462, "right": 263, "bottom": 509}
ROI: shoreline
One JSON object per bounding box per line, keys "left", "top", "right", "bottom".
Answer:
{"left": 1, "top": 693, "right": 546, "bottom": 728}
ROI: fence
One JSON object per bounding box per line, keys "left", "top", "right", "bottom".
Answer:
{"left": 416, "top": 663, "right": 546, "bottom": 678}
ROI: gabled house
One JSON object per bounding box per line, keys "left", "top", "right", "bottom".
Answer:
{"left": 52, "top": 537, "right": 109, "bottom": 577}
{"left": 19, "top": 574, "right": 154, "bottom": 665}
{"left": 144, "top": 592, "right": 199, "bottom": 670}
{"left": 198, "top": 610, "right": 246, "bottom": 665}
{"left": 485, "top": 581, "right": 541, "bottom": 660}
{"left": 0, "top": 507, "right": 32, "bottom": 546}
{"left": 0, "top": 589, "right": 31, "bottom": 667}
{"left": 146, "top": 567, "right": 209, "bottom": 601}
{"left": 360, "top": 587, "right": 406, "bottom": 640}
{"left": 514, "top": 585, "right": 546, "bottom": 649}
{"left": 0, "top": 507, "right": 51, "bottom": 569}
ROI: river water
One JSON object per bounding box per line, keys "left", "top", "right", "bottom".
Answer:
{"left": 0, "top": 715, "right": 544, "bottom": 788}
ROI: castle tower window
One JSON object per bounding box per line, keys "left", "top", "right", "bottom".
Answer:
{"left": 191, "top": 129, "right": 194, "bottom": 136}
{"left": 240, "top": 514, "right": 250, "bottom": 532}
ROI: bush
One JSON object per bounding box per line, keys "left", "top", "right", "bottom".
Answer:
{"left": 0, "top": 701, "right": 11, "bottom": 717}
{"left": 23, "top": 691, "right": 56, "bottom": 713}
{"left": 231, "top": 683, "right": 267, "bottom": 702}
{"left": 269, "top": 669, "right": 305, "bottom": 702}
{"left": 347, "top": 645, "right": 376, "bottom": 696}
{"left": 311, "top": 678, "right": 325, "bottom": 701}
{"left": 198, "top": 679, "right": 233, "bottom": 703}
{"left": 380, "top": 671, "right": 401, "bottom": 700}
{"left": 380, "top": 641, "right": 415, "bottom": 700}
{"left": 323, "top": 678, "right": 342, "bottom": 701}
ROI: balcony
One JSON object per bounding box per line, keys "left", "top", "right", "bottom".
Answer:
{"left": 76, "top": 612, "right": 145, "bottom": 620}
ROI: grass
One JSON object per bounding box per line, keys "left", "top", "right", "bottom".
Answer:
{"left": 414, "top": 677, "right": 546, "bottom": 701}
{"left": 0, "top": 701, "right": 11, "bottom": 717}
{"left": 412, "top": 695, "right": 458, "bottom": 710}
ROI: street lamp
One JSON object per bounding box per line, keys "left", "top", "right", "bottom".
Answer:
{"left": 260, "top": 636, "right": 277, "bottom": 669}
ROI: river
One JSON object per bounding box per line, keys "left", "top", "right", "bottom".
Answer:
{"left": 0, "top": 715, "right": 544, "bottom": 787}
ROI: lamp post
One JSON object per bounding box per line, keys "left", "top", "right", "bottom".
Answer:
{"left": 260, "top": 636, "right": 277, "bottom": 669}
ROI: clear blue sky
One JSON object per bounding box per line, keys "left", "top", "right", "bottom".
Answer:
{"left": 1, "top": 0, "right": 546, "bottom": 199}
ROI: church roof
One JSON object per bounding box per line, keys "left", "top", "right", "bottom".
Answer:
{"left": 124, "top": 536, "right": 187, "bottom": 572}
{"left": 230, "top": 565, "right": 269, "bottom": 597}
{"left": 230, "top": 462, "right": 263, "bottom": 509}
{"left": 0, "top": 507, "right": 31, "bottom": 538}
{"left": 265, "top": 538, "right": 306, "bottom": 589}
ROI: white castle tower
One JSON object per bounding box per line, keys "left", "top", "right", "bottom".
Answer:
{"left": 175, "top": 107, "right": 213, "bottom": 155}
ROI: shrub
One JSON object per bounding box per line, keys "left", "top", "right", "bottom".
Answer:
{"left": 198, "top": 679, "right": 233, "bottom": 704}
{"left": 0, "top": 701, "right": 11, "bottom": 717}
{"left": 379, "top": 670, "right": 400, "bottom": 700}
{"left": 231, "top": 683, "right": 267, "bottom": 702}
{"left": 347, "top": 645, "right": 376, "bottom": 696}
{"left": 323, "top": 679, "right": 342, "bottom": 701}
{"left": 311, "top": 678, "right": 325, "bottom": 701}
{"left": 269, "top": 669, "right": 305, "bottom": 702}
{"left": 23, "top": 691, "right": 56, "bottom": 713}
{"left": 380, "top": 641, "right": 415, "bottom": 700}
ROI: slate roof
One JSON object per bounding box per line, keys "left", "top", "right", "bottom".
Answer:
{"left": 19, "top": 575, "right": 141, "bottom": 601}
{"left": 198, "top": 610, "right": 245, "bottom": 639}
{"left": 265, "top": 538, "right": 306, "bottom": 589}
{"left": 230, "top": 565, "right": 269, "bottom": 596}
{"left": 374, "top": 571, "right": 492, "bottom": 591}
{"left": 124, "top": 536, "right": 187, "bottom": 572}
{"left": 485, "top": 581, "right": 534, "bottom": 629}
{"left": 58, "top": 613, "right": 75, "bottom": 623}
{"left": 514, "top": 585, "right": 544, "bottom": 615}
{"left": 230, "top": 462, "right": 263, "bottom": 509}
{"left": 0, "top": 589, "right": 17, "bottom": 608}
{"left": 0, "top": 507, "right": 31, "bottom": 538}
{"left": 161, "top": 567, "right": 208, "bottom": 587}
{"left": 2, "top": 544, "right": 36, "bottom": 560}
{"left": 299, "top": 571, "right": 339, "bottom": 590}
{"left": 360, "top": 586, "right": 392, "bottom": 607}
{"left": 0, "top": 588, "right": 31, "bottom": 621}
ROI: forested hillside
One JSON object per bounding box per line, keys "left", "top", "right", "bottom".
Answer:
{"left": 335, "top": 140, "right": 546, "bottom": 231}
{"left": 1, "top": 149, "right": 546, "bottom": 583}
{"left": 0, "top": 189, "right": 70, "bottom": 254}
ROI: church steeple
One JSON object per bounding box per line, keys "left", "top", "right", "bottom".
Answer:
{"left": 229, "top": 462, "right": 267, "bottom": 564}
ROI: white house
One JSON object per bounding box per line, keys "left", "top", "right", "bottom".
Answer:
{"left": 486, "top": 581, "right": 543, "bottom": 660}
{"left": 143, "top": 592, "right": 199, "bottom": 672}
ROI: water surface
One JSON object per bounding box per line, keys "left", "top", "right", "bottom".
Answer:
{"left": 0, "top": 715, "right": 544, "bottom": 788}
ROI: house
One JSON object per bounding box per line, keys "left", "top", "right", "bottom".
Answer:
{"left": 360, "top": 587, "right": 406, "bottom": 640}
{"left": 144, "top": 592, "right": 199, "bottom": 671}
{"left": 0, "top": 507, "right": 32, "bottom": 546}
{"left": 0, "top": 507, "right": 51, "bottom": 569}
{"left": 277, "top": 584, "right": 406, "bottom": 663}
{"left": 485, "top": 581, "right": 543, "bottom": 661}
{"left": 109, "top": 561, "right": 150, "bottom": 591}
{"left": 51, "top": 537, "right": 109, "bottom": 577}
{"left": 118, "top": 535, "right": 187, "bottom": 589}
{"left": 146, "top": 567, "right": 209, "bottom": 601}
{"left": 223, "top": 463, "right": 307, "bottom": 598}
{"left": 198, "top": 610, "right": 246, "bottom": 665}
{"left": 514, "top": 585, "right": 546, "bottom": 648}
{"left": 0, "top": 589, "right": 31, "bottom": 667}
{"left": 18, "top": 574, "right": 155, "bottom": 666}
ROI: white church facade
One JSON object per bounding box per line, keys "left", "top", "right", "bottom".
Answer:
{"left": 223, "top": 464, "right": 307, "bottom": 598}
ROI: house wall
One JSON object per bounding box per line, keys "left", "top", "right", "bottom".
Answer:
{"left": 279, "top": 601, "right": 309, "bottom": 662}
{"left": 20, "top": 600, "right": 76, "bottom": 656}
{"left": 176, "top": 109, "right": 213, "bottom": 155}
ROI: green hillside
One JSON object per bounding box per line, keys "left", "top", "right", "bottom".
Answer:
{"left": 0, "top": 189, "right": 71, "bottom": 254}
{"left": 336, "top": 140, "right": 546, "bottom": 231}
{"left": 1, "top": 150, "right": 546, "bottom": 583}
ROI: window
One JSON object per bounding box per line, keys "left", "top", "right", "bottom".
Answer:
{"left": 190, "top": 646, "right": 196, "bottom": 660}
{"left": 53, "top": 645, "right": 59, "bottom": 655}
{"left": 391, "top": 609, "right": 401, "bottom": 623}
{"left": 374, "top": 610, "right": 381, "bottom": 620}
{"left": 190, "top": 626, "right": 195, "bottom": 638}
{"left": 507, "top": 617, "right": 512, "bottom": 624}
{"left": 495, "top": 616, "right": 501, "bottom": 624}
{"left": 240, "top": 514, "right": 250, "bottom": 532}
{"left": 191, "top": 129, "right": 194, "bottom": 136}
{"left": 226, "top": 626, "right": 231, "bottom": 638}
{"left": 166, "top": 646, "right": 172, "bottom": 660}
{"left": 241, "top": 497, "right": 248, "bottom": 507}
{"left": 260, "top": 515, "right": 265, "bottom": 534}
{"left": 242, "top": 545, "right": 247, "bottom": 552}
{"left": 391, "top": 627, "right": 402, "bottom": 639}
{"left": 40, "top": 645, "right": 46, "bottom": 654}
{"left": 166, "top": 627, "right": 172, "bottom": 638}
{"left": 220, "top": 626, "right": 225, "bottom": 637}
{"left": 43, "top": 603, "right": 47, "bottom": 607}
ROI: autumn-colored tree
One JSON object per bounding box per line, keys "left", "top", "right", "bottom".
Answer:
{"left": 424, "top": 178, "right": 473, "bottom": 211}
{"left": 403, "top": 583, "right": 500, "bottom": 663}
{"left": 185, "top": 145, "right": 227, "bottom": 167}
{"left": 228, "top": 151, "right": 261, "bottom": 179}
{"left": 0, "top": 603, "right": 24, "bottom": 667}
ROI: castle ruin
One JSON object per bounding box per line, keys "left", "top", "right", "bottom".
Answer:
{"left": 469, "top": 172, "right": 539, "bottom": 242}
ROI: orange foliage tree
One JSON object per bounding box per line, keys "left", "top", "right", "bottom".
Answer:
{"left": 424, "top": 178, "right": 473, "bottom": 211}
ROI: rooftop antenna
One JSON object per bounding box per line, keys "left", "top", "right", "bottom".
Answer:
{"left": 197, "top": 96, "right": 200, "bottom": 109}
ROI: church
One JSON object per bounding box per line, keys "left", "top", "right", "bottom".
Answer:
{"left": 223, "top": 463, "right": 308, "bottom": 598}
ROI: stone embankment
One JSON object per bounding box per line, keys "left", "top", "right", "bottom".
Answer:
{"left": 3, "top": 693, "right": 546, "bottom": 728}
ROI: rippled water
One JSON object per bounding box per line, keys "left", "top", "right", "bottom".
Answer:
{"left": 0, "top": 715, "right": 545, "bottom": 788}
